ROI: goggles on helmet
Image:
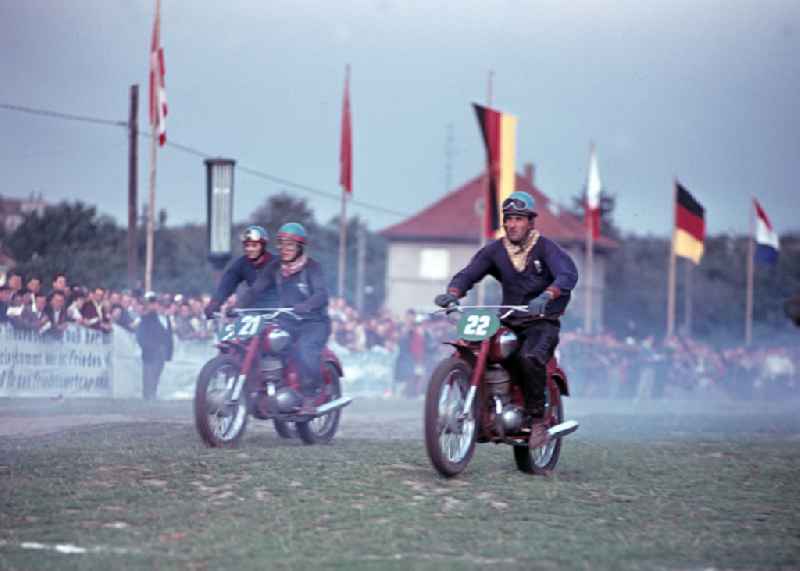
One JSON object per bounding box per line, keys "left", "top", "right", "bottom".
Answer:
{"left": 501, "top": 191, "right": 537, "bottom": 218}
{"left": 240, "top": 225, "right": 268, "bottom": 243}
{"left": 502, "top": 197, "right": 529, "bottom": 211}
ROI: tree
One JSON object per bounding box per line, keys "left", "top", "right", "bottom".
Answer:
{"left": 4, "top": 201, "right": 128, "bottom": 289}
{"left": 247, "top": 192, "right": 388, "bottom": 312}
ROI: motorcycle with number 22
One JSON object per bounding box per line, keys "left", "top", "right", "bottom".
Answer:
{"left": 194, "top": 308, "right": 352, "bottom": 447}
{"left": 424, "top": 305, "right": 579, "bottom": 477}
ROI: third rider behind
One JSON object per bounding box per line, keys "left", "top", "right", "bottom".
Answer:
{"left": 240, "top": 223, "right": 331, "bottom": 411}
{"left": 434, "top": 190, "right": 579, "bottom": 449}
{"left": 204, "top": 225, "right": 279, "bottom": 318}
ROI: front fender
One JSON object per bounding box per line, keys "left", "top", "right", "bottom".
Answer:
{"left": 442, "top": 342, "right": 477, "bottom": 369}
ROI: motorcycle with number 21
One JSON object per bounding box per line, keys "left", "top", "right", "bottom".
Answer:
{"left": 424, "top": 304, "right": 579, "bottom": 477}
{"left": 194, "top": 308, "right": 352, "bottom": 447}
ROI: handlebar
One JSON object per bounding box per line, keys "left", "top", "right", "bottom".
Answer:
{"left": 210, "top": 307, "right": 302, "bottom": 320}
{"left": 432, "top": 304, "right": 538, "bottom": 319}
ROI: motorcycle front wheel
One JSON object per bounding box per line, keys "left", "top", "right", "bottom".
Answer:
{"left": 194, "top": 355, "right": 249, "bottom": 448}
{"left": 514, "top": 377, "right": 564, "bottom": 474}
{"left": 296, "top": 363, "right": 342, "bottom": 445}
{"left": 424, "top": 357, "right": 477, "bottom": 478}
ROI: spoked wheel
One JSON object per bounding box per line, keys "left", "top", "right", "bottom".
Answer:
{"left": 424, "top": 357, "right": 477, "bottom": 478}
{"left": 514, "top": 377, "right": 564, "bottom": 474}
{"left": 296, "top": 363, "right": 342, "bottom": 445}
{"left": 194, "top": 355, "right": 249, "bottom": 448}
{"left": 273, "top": 420, "right": 298, "bottom": 439}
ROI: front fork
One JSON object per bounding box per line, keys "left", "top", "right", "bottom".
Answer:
{"left": 226, "top": 335, "right": 261, "bottom": 405}
{"left": 460, "top": 339, "right": 490, "bottom": 417}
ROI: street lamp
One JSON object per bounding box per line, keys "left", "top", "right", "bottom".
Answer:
{"left": 205, "top": 158, "right": 236, "bottom": 270}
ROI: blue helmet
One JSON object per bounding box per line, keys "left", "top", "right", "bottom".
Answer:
{"left": 240, "top": 224, "right": 269, "bottom": 244}
{"left": 502, "top": 191, "right": 537, "bottom": 218}
{"left": 277, "top": 222, "right": 307, "bottom": 244}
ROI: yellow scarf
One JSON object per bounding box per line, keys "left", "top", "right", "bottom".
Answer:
{"left": 502, "top": 230, "right": 540, "bottom": 272}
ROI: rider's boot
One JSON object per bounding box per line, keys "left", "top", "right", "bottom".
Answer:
{"left": 297, "top": 380, "right": 325, "bottom": 415}
{"left": 519, "top": 357, "right": 549, "bottom": 449}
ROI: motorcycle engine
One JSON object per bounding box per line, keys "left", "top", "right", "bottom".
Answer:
{"left": 485, "top": 365, "right": 511, "bottom": 398}
{"left": 275, "top": 387, "right": 302, "bottom": 413}
{"left": 260, "top": 356, "right": 283, "bottom": 382}
{"left": 500, "top": 404, "right": 524, "bottom": 433}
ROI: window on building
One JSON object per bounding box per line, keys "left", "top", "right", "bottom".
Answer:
{"left": 419, "top": 248, "right": 449, "bottom": 280}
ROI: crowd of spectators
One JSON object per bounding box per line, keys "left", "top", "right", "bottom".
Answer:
{"left": 0, "top": 271, "right": 214, "bottom": 342}
{"left": 1, "top": 270, "right": 796, "bottom": 400}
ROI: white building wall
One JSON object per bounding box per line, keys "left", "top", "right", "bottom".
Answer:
{"left": 385, "top": 241, "right": 477, "bottom": 316}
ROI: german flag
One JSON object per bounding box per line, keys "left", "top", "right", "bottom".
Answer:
{"left": 473, "top": 103, "right": 517, "bottom": 238}
{"left": 673, "top": 181, "right": 705, "bottom": 264}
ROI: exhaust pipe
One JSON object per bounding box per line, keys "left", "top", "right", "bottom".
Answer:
{"left": 314, "top": 396, "right": 353, "bottom": 415}
{"left": 547, "top": 420, "right": 579, "bottom": 439}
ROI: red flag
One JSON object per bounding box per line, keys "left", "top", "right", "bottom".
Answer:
{"left": 339, "top": 65, "right": 352, "bottom": 194}
{"left": 149, "top": 0, "right": 167, "bottom": 146}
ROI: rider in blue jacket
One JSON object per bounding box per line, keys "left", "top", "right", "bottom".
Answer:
{"left": 204, "top": 225, "right": 279, "bottom": 318}
{"left": 240, "top": 223, "right": 331, "bottom": 408}
{"left": 435, "top": 191, "right": 579, "bottom": 447}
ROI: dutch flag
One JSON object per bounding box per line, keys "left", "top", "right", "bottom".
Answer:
{"left": 754, "top": 199, "right": 779, "bottom": 265}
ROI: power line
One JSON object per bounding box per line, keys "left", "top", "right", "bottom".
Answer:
{"left": 1, "top": 101, "right": 412, "bottom": 219}
{"left": 0, "top": 102, "right": 126, "bottom": 127}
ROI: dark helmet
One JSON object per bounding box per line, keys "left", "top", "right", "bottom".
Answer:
{"left": 240, "top": 225, "right": 268, "bottom": 244}
{"left": 502, "top": 191, "right": 538, "bottom": 218}
{"left": 277, "top": 222, "right": 307, "bottom": 244}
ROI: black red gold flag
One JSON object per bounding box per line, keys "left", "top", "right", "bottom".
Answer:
{"left": 473, "top": 103, "right": 517, "bottom": 238}
{"left": 673, "top": 181, "right": 705, "bottom": 264}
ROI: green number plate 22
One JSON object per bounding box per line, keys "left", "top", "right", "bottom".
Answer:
{"left": 456, "top": 310, "right": 500, "bottom": 341}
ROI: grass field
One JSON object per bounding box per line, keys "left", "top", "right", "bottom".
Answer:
{"left": 1, "top": 397, "right": 799, "bottom": 570}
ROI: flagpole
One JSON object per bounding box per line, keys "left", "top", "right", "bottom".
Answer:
{"left": 145, "top": 124, "right": 157, "bottom": 292}
{"left": 477, "top": 70, "right": 494, "bottom": 306}
{"left": 666, "top": 180, "right": 677, "bottom": 338}
{"left": 337, "top": 192, "right": 348, "bottom": 299}
{"left": 745, "top": 200, "right": 755, "bottom": 346}
{"left": 584, "top": 143, "right": 596, "bottom": 335}
{"left": 683, "top": 259, "right": 692, "bottom": 337}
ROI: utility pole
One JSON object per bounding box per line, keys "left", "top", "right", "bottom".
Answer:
{"left": 127, "top": 84, "right": 139, "bottom": 290}
{"left": 355, "top": 224, "right": 367, "bottom": 313}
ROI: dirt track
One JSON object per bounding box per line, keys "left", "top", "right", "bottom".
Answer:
{"left": 2, "top": 395, "right": 799, "bottom": 443}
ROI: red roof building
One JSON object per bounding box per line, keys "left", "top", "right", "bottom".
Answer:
{"left": 383, "top": 169, "right": 616, "bottom": 249}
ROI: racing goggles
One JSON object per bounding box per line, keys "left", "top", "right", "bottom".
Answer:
{"left": 502, "top": 197, "right": 528, "bottom": 211}
{"left": 501, "top": 197, "right": 536, "bottom": 216}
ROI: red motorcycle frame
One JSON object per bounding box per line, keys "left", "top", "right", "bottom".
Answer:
{"left": 424, "top": 306, "right": 578, "bottom": 477}
{"left": 194, "top": 308, "right": 351, "bottom": 447}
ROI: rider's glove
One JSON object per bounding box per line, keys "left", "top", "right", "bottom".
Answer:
{"left": 293, "top": 302, "right": 312, "bottom": 315}
{"left": 527, "top": 291, "right": 553, "bottom": 317}
{"left": 434, "top": 292, "right": 459, "bottom": 308}
{"left": 204, "top": 301, "right": 220, "bottom": 320}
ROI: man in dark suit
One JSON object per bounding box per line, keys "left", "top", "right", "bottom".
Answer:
{"left": 135, "top": 292, "right": 174, "bottom": 400}
{"left": 40, "top": 290, "right": 70, "bottom": 339}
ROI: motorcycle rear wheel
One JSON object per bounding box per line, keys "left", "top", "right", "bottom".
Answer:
{"left": 424, "top": 357, "right": 477, "bottom": 478}
{"left": 194, "top": 355, "right": 249, "bottom": 448}
{"left": 514, "top": 377, "right": 564, "bottom": 474}
{"left": 296, "top": 363, "right": 342, "bottom": 445}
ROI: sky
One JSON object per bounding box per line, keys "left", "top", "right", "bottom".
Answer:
{"left": 1, "top": 0, "right": 798, "bottom": 237}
